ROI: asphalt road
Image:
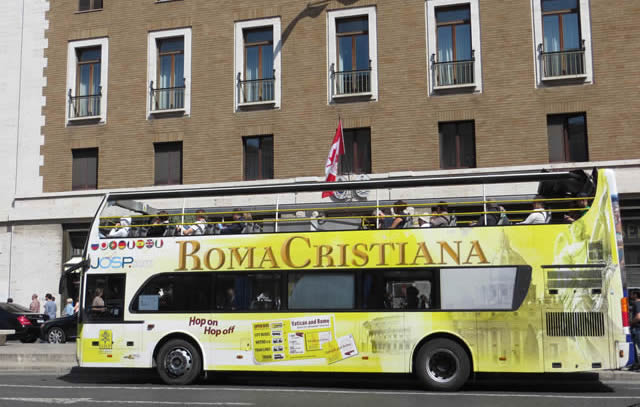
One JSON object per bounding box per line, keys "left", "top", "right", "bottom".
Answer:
{"left": 0, "top": 369, "right": 639, "bottom": 407}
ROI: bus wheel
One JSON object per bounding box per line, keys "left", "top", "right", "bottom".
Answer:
{"left": 156, "top": 339, "right": 202, "bottom": 385}
{"left": 415, "top": 338, "right": 470, "bottom": 391}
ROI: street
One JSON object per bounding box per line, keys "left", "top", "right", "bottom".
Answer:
{"left": 0, "top": 368, "right": 639, "bottom": 407}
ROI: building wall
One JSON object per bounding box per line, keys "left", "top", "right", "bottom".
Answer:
{"left": 40, "top": 0, "right": 640, "bottom": 192}
{"left": 9, "top": 224, "right": 62, "bottom": 312}
{"left": 0, "top": 0, "right": 48, "bottom": 301}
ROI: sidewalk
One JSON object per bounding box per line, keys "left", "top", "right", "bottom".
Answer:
{"left": 0, "top": 341, "right": 76, "bottom": 372}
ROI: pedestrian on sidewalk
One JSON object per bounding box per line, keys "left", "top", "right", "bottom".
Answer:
{"left": 44, "top": 293, "right": 57, "bottom": 320}
{"left": 631, "top": 291, "right": 640, "bottom": 370}
{"left": 29, "top": 294, "right": 40, "bottom": 313}
{"left": 63, "top": 298, "right": 74, "bottom": 317}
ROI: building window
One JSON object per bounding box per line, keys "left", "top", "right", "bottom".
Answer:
{"left": 72, "top": 148, "right": 98, "bottom": 190}
{"left": 147, "top": 28, "right": 191, "bottom": 117}
{"left": 241, "top": 28, "right": 274, "bottom": 103}
{"left": 426, "top": 0, "right": 482, "bottom": 94}
{"left": 78, "top": 0, "right": 102, "bottom": 11}
{"left": 341, "top": 128, "right": 371, "bottom": 175}
{"left": 66, "top": 38, "right": 108, "bottom": 123}
{"left": 243, "top": 136, "right": 274, "bottom": 181}
{"left": 434, "top": 6, "right": 473, "bottom": 87}
{"left": 154, "top": 142, "right": 182, "bottom": 185}
{"left": 234, "top": 18, "right": 281, "bottom": 109}
{"left": 327, "top": 7, "right": 378, "bottom": 101}
{"left": 532, "top": 0, "right": 592, "bottom": 85}
{"left": 152, "top": 37, "right": 184, "bottom": 111}
{"left": 439, "top": 121, "right": 476, "bottom": 169}
{"left": 547, "top": 113, "right": 588, "bottom": 162}
{"left": 72, "top": 47, "right": 101, "bottom": 118}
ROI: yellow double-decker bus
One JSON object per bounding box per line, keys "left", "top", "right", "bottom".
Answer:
{"left": 75, "top": 168, "right": 631, "bottom": 390}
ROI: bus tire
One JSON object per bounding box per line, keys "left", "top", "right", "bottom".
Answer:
{"left": 156, "top": 339, "right": 202, "bottom": 385}
{"left": 415, "top": 338, "right": 470, "bottom": 391}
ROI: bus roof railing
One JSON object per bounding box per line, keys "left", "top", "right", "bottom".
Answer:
{"left": 104, "top": 170, "right": 586, "bottom": 201}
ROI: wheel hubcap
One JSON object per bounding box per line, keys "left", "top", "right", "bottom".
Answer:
{"left": 426, "top": 349, "right": 459, "bottom": 383}
{"left": 48, "top": 329, "right": 63, "bottom": 343}
{"left": 164, "top": 347, "right": 193, "bottom": 377}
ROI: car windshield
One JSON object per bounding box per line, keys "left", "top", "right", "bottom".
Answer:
{"left": 0, "top": 303, "right": 32, "bottom": 313}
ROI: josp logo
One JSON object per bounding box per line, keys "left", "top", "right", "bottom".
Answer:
{"left": 90, "top": 256, "right": 134, "bottom": 269}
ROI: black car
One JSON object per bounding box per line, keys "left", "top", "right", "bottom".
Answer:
{"left": 0, "top": 302, "right": 49, "bottom": 343}
{"left": 40, "top": 312, "right": 78, "bottom": 343}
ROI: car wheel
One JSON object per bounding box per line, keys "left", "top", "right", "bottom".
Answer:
{"left": 47, "top": 327, "right": 66, "bottom": 344}
{"left": 156, "top": 339, "right": 202, "bottom": 385}
{"left": 415, "top": 338, "right": 470, "bottom": 391}
{"left": 20, "top": 334, "right": 38, "bottom": 343}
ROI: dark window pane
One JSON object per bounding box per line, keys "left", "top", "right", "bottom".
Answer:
{"left": 336, "top": 17, "right": 368, "bottom": 34}
{"left": 158, "top": 37, "right": 184, "bottom": 53}
{"left": 288, "top": 273, "right": 354, "bottom": 310}
{"left": 154, "top": 142, "right": 182, "bottom": 185}
{"left": 245, "top": 28, "right": 273, "bottom": 44}
{"left": 341, "top": 128, "right": 371, "bottom": 175}
{"left": 78, "top": 0, "right": 91, "bottom": 11}
{"left": 439, "top": 121, "right": 475, "bottom": 169}
{"left": 84, "top": 274, "right": 125, "bottom": 322}
{"left": 215, "top": 274, "right": 281, "bottom": 311}
{"left": 362, "top": 270, "right": 437, "bottom": 310}
{"left": 547, "top": 113, "right": 588, "bottom": 163}
{"left": 72, "top": 148, "right": 98, "bottom": 190}
{"left": 562, "top": 13, "right": 581, "bottom": 49}
{"left": 436, "top": 6, "right": 470, "bottom": 23}
{"left": 244, "top": 136, "right": 273, "bottom": 180}
{"left": 132, "top": 273, "right": 212, "bottom": 313}
{"left": 542, "top": 0, "right": 578, "bottom": 12}
{"left": 77, "top": 47, "right": 101, "bottom": 62}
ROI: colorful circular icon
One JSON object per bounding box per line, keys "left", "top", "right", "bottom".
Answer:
{"left": 146, "top": 239, "right": 154, "bottom": 248}
{"left": 136, "top": 240, "right": 145, "bottom": 249}
{"left": 118, "top": 241, "right": 126, "bottom": 249}
{"left": 101, "top": 242, "right": 108, "bottom": 250}
{"left": 109, "top": 241, "right": 117, "bottom": 250}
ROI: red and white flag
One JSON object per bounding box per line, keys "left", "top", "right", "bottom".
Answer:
{"left": 322, "top": 120, "right": 345, "bottom": 198}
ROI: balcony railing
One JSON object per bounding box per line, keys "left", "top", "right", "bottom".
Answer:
{"left": 237, "top": 71, "right": 275, "bottom": 104}
{"left": 331, "top": 61, "right": 372, "bottom": 96}
{"left": 539, "top": 42, "right": 585, "bottom": 79}
{"left": 68, "top": 87, "right": 101, "bottom": 119}
{"left": 150, "top": 80, "right": 185, "bottom": 112}
{"left": 431, "top": 51, "right": 475, "bottom": 88}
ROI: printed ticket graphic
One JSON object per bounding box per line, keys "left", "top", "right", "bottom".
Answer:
{"left": 252, "top": 315, "right": 358, "bottom": 364}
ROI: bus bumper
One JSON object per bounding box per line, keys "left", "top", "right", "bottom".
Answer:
{"left": 616, "top": 340, "right": 634, "bottom": 368}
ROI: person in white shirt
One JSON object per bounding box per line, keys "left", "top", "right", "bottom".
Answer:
{"left": 108, "top": 217, "right": 131, "bottom": 238}
{"left": 181, "top": 210, "right": 207, "bottom": 236}
{"left": 518, "top": 198, "right": 550, "bottom": 224}
{"left": 417, "top": 215, "right": 431, "bottom": 228}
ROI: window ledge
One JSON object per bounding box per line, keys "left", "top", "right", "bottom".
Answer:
{"left": 74, "top": 8, "right": 103, "bottom": 14}
{"left": 541, "top": 74, "right": 588, "bottom": 82}
{"left": 433, "top": 83, "right": 476, "bottom": 91}
{"left": 149, "top": 108, "right": 186, "bottom": 115}
{"left": 332, "top": 92, "right": 373, "bottom": 100}
{"left": 155, "top": 0, "right": 183, "bottom": 3}
{"left": 238, "top": 100, "right": 276, "bottom": 108}
{"left": 68, "top": 115, "right": 102, "bottom": 123}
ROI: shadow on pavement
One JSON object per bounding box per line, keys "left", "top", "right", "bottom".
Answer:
{"left": 59, "top": 368, "right": 614, "bottom": 393}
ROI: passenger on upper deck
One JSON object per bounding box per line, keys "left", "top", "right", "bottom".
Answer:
{"left": 108, "top": 217, "right": 131, "bottom": 238}
{"left": 430, "top": 203, "right": 451, "bottom": 228}
{"left": 518, "top": 197, "right": 550, "bottom": 224}
{"left": 389, "top": 200, "right": 408, "bottom": 229}
{"left": 148, "top": 211, "right": 170, "bottom": 237}
{"left": 564, "top": 192, "right": 590, "bottom": 223}
{"left": 417, "top": 215, "right": 431, "bottom": 228}
{"left": 180, "top": 210, "right": 207, "bottom": 236}
{"left": 474, "top": 200, "right": 500, "bottom": 226}
{"left": 219, "top": 209, "right": 244, "bottom": 235}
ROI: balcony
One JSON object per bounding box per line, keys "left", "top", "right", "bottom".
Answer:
{"left": 68, "top": 88, "right": 101, "bottom": 120}
{"left": 331, "top": 61, "right": 372, "bottom": 99}
{"left": 431, "top": 51, "right": 475, "bottom": 90}
{"left": 539, "top": 43, "right": 586, "bottom": 81}
{"left": 237, "top": 71, "right": 275, "bottom": 106}
{"left": 150, "top": 80, "right": 185, "bottom": 113}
